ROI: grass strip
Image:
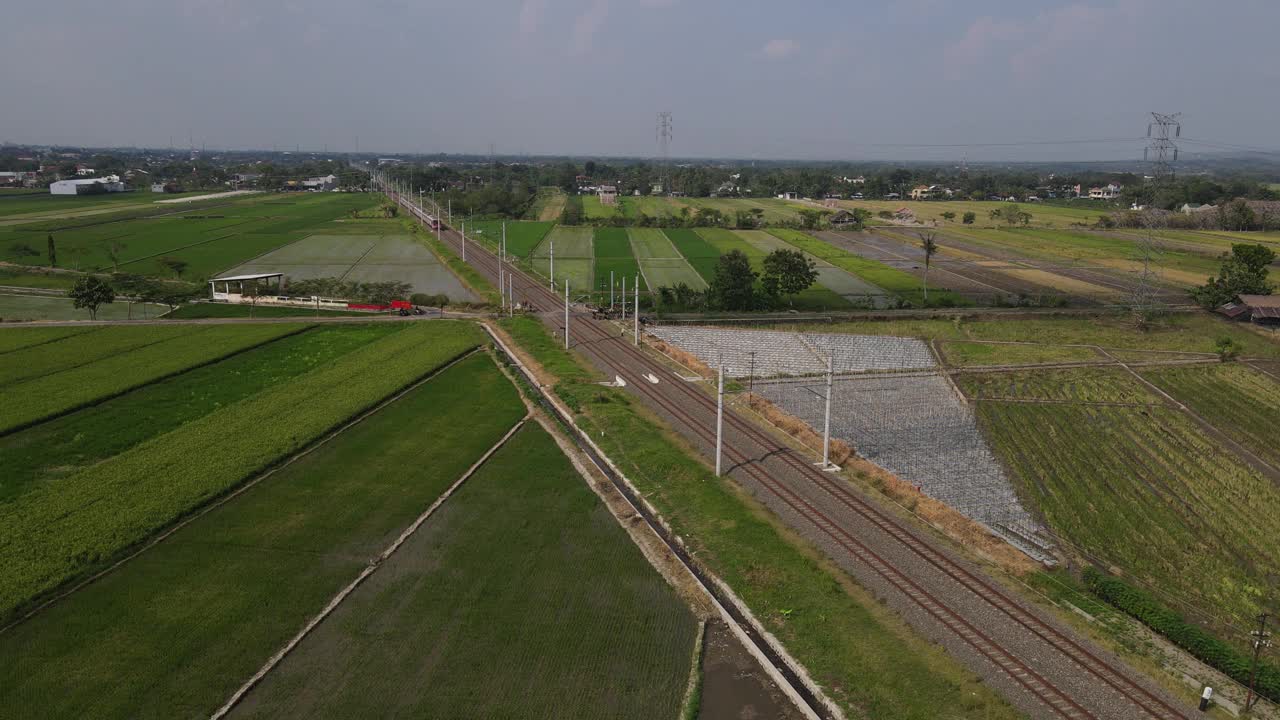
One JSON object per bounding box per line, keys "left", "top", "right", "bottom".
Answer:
{"left": 496, "top": 315, "right": 1019, "bottom": 720}
{"left": 0, "top": 324, "right": 404, "bottom": 504}
{"left": 230, "top": 422, "right": 697, "bottom": 719}
{"left": 0, "top": 352, "right": 525, "bottom": 718}
{"left": 0, "top": 324, "right": 305, "bottom": 436}
{"left": 0, "top": 321, "right": 482, "bottom": 619}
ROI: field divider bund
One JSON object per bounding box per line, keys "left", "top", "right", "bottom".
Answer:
{"left": 0, "top": 342, "right": 484, "bottom": 635}
{"left": 211, "top": 409, "right": 532, "bottom": 720}
{"left": 482, "top": 322, "right": 842, "bottom": 720}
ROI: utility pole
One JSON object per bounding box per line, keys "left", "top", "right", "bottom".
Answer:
{"left": 549, "top": 240, "right": 555, "bottom": 290}
{"left": 715, "top": 354, "right": 724, "bottom": 476}
{"left": 447, "top": 198, "right": 452, "bottom": 225}
{"left": 564, "top": 280, "right": 570, "bottom": 350}
{"left": 633, "top": 274, "right": 639, "bottom": 346}
{"left": 461, "top": 222, "right": 466, "bottom": 261}
{"left": 1246, "top": 613, "right": 1273, "bottom": 712}
{"left": 818, "top": 354, "right": 834, "bottom": 470}
{"left": 747, "top": 352, "right": 756, "bottom": 394}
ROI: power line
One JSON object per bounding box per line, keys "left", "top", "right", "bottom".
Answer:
{"left": 847, "top": 137, "right": 1145, "bottom": 149}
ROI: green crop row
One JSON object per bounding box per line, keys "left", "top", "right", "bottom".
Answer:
{"left": 1143, "top": 363, "right": 1280, "bottom": 469}
{"left": 0, "top": 324, "right": 305, "bottom": 435}
{"left": 0, "top": 324, "right": 404, "bottom": 504}
{"left": 956, "top": 366, "right": 1157, "bottom": 403}
{"left": 0, "top": 324, "right": 204, "bottom": 387}
{"left": 235, "top": 423, "right": 697, "bottom": 719}
{"left": 0, "top": 321, "right": 482, "bottom": 619}
{"left": 974, "top": 400, "right": 1280, "bottom": 632}
{"left": 1084, "top": 568, "right": 1280, "bottom": 703}
{"left": 0, "top": 352, "right": 526, "bottom": 717}
{"left": 0, "top": 325, "right": 93, "bottom": 355}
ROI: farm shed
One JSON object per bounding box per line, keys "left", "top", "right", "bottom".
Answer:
{"left": 50, "top": 176, "right": 127, "bottom": 195}
{"left": 1237, "top": 294, "right": 1280, "bottom": 324}
{"left": 828, "top": 209, "right": 860, "bottom": 228}
{"left": 209, "top": 272, "right": 284, "bottom": 302}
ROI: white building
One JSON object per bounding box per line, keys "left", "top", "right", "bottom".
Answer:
{"left": 1088, "top": 183, "right": 1123, "bottom": 200}
{"left": 50, "top": 175, "right": 126, "bottom": 195}
{"left": 597, "top": 184, "right": 618, "bottom": 205}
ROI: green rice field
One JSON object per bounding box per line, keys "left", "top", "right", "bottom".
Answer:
{"left": 592, "top": 227, "right": 647, "bottom": 292}
{"left": 0, "top": 350, "right": 525, "bottom": 718}
{"left": 230, "top": 422, "right": 697, "bottom": 719}
{"left": 467, "top": 220, "right": 554, "bottom": 257}
{"left": 966, "top": 366, "right": 1280, "bottom": 635}
{"left": 531, "top": 225, "right": 593, "bottom": 291}
{"left": 627, "top": 228, "right": 706, "bottom": 289}
{"left": 0, "top": 321, "right": 483, "bottom": 619}
{"left": 0, "top": 192, "right": 381, "bottom": 282}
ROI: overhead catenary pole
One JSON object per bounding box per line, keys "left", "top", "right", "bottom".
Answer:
{"left": 820, "top": 353, "right": 834, "bottom": 469}
{"left": 508, "top": 271, "right": 513, "bottom": 317}
{"left": 716, "top": 354, "right": 724, "bottom": 476}
{"left": 621, "top": 275, "right": 627, "bottom": 320}
{"left": 549, "top": 240, "right": 555, "bottom": 290}
{"left": 461, "top": 222, "right": 466, "bottom": 261}
{"left": 610, "top": 270, "right": 615, "bottom": 310}
{"left": 633, "top": 274, "right": 639, "bottom": 346}
{"left": 498, "top": 225, "right": 505, "bottom": 310}
{"left": 564, "top": 280, "right": 570, "bottom": 349}
{"left": 1246, "top": 613, "right": 1273, "bottom": 712}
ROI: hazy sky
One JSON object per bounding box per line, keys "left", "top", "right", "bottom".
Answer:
{"left": 4, "top": 0, "right": 1278, "bottom": 161}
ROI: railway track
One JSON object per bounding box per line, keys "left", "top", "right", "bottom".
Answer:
{"left": 392, "top": 193, "right": 1195, "bottom": 720}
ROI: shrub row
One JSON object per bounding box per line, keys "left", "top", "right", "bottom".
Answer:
{"left": 0, "top": 322, "right": 482, "bottom": 619}
{"left": 1083, "top": 567, "right": 1279, "bottom": 703}
{"left": 0, "top": 324, "right": 304, "bottom": 435}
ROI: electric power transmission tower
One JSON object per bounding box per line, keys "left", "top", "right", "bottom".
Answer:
{"left": 656, "top": 112, "right": 672, "bottom": 195}
{"left": 1129, "top": 112, "right": 1181, "bottom": 327}
{"left": 1145, "top": 112, "right": 1181, "bottom": 188}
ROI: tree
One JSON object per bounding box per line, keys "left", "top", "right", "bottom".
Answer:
{"left": 68, "top": 275, "right": 115, "bottom": 320}
{"left": 1219, "top": 199, "right": 1257, "bottom": 231}
{"left": 761, "top": 249, "right": 819, "bottom": 306}
{"left": 797, "top": 209, "right": 830, "bottom": 230}
{"left": 104, "top": 240, "right": 127, "bottom": 273}
{"left": 159, "top": 256, "right": 188, "bottom": 279}
{"left": 941, "top": 211, "right": 956, "bottom": 222}
{"left": 919, "top": 231, "right": 939, "bottom": 302}
{"left": 1191, "top": 243, "right": 1275, "bottom": 308}
{"left": 708, "top": 249, "right": 757, "bottom": 311}
{"left": 962, "top": 211, "right": 976, "bottom": 225}
{"left": 47, "top": 234, "right": 57, "bottom": 267}
{"left": 1215, "top": 336, "right": 1242, "bottom": 362}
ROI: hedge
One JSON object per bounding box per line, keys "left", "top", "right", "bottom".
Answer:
{"left": 1083, "top": 567, "right": 1279, "bottom": 703}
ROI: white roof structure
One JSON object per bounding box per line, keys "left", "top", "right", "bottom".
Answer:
{"left": 210, "top": 272, "right": 283, "bottom": 283}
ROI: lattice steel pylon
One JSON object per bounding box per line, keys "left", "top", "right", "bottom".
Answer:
{"left": 656, "top": 111, "right": 672, "bottom": 195}
{"left": 1145, "top": 112, "right": 1181, "bottom": 186}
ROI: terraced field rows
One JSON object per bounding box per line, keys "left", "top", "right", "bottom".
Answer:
{"left": 0, "top": 322, "right": 482, "bottom": 617}
{"left": 1143, "top": 363, "right": 1280, "bottom": 468}
{"left": 0, "top": 324, "right": 304, "bottom": 435}
{"left": 532, "top": 225, "right": 593, "bottom": 291}
{"left": 627, "top": 228, "right": 706, "bottom": 289}
{"left": 592, "top": 227, "right": 646, "bottom": 292}
{"left": 0, "top": 351, "right": 525, "bottom": 718}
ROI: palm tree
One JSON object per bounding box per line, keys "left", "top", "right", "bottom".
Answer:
{"left": 919, "top": 231, "right": 938, "bottom": 302}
